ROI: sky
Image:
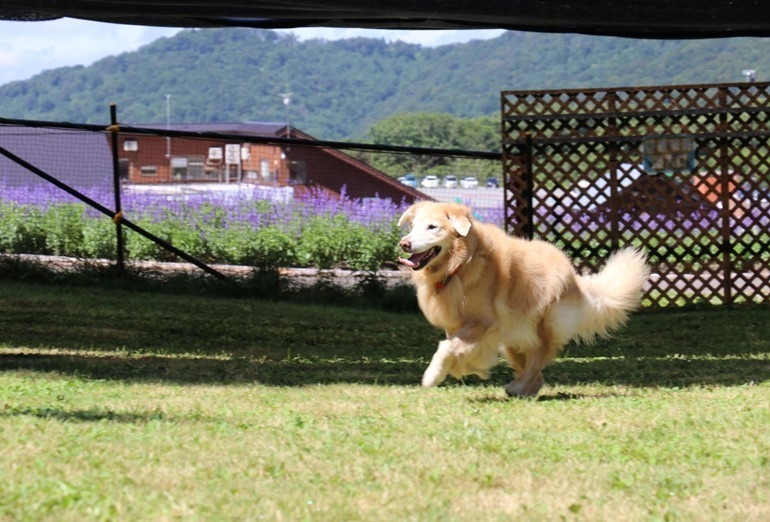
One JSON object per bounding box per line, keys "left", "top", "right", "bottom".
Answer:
{"left": 0, "top": 18, "right": 505, "bottom": 87}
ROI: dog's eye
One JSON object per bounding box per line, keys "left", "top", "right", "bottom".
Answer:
{"left": 427, "top": 224, "right": 438, "bottom": 230}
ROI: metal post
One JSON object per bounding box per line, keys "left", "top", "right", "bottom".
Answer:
{"left": 109, "top": 104, "right": 125, "bottom": 273}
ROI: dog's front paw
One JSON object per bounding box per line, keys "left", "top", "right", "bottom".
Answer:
{"left": 422, "top": 340, "right": 453, "bottom": 388}
{"left": 422, "top": 366, "right": 445, "bottom": 387}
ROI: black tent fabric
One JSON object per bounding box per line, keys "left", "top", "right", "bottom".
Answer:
{"left": 2, "top": 1, "right": 770, "bottom": 39}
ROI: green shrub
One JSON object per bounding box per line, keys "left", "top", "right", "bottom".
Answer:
{"left": 124, "top": 216, "right": 169, "bottom": 261}
{"left": 345, "top": 222, "right": 403, "bottom": 271}
{"left": 210, "top": 224, "right": 297, "bottom": 269}
{"left": 0, "top": 202, "right": 47, "bottom": 254}
{"left": 41, "top": 204, "right": 87, "bottom": 256}
{"left": 296, "top": 214, "right": 350, "bottom": 269}
{"left": 0, "top": 200, "right": 406, "bottom": 270}
{"left": 83, "top": 217, "right": 121, "bottom": 259}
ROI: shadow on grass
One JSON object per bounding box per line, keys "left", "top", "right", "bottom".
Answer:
{"left": 467, "top": 391, "right": 601, "bottom": 403}
{"left": 548, "top": 356, "right": 770, "bottom": 388}
{"left": 0, "top": 405, "right": 175, "bottom": 424}
{"left": 1, "top": 350, "right": 768, "bottom": 390}
{"left": 2, "top": 276, "right": 769, "bottom": 392}
{"left": 0, "top": 352, "right": 428, "bottom": 386}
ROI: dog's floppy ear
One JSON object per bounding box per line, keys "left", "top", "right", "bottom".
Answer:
{"left": 447, "top": 207, "right": 472, "bottom": 237}
{"left": 397, "top": 204, "right": 420, "bottom": 227}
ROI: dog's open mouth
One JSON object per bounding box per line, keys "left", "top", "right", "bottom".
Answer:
{"left": 399, "top": 246, "right": 441, "bottom": 271}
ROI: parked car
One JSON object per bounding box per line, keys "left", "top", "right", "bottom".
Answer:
{"left": 421, "top": 175, "right": 440, "bottom": 188}
{"left": 444, "top": 174, "right": 458, "bottom": 188}
{"left": 398, "top": 173, "right": 418, "bottom": 188}
{"left": 460, "top": 176, "right": 479, "bottom": 189}
{"left": 486, "top": 177, "right": 499, "bottom": 188}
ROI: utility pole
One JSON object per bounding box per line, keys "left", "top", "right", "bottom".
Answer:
{"left": 165, "top": 94, "right": 172, "bottom": 157}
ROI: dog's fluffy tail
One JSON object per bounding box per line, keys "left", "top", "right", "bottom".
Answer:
{"left": 573, "top": 248, "right": 649, "bottom": 343}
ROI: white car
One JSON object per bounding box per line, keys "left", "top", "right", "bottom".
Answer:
{"left": 460, "top": 176, "right": 479, "bottom": 189}
{"left": 443, "top": 175, "right": 458, "bottom": 188}
{"left": 421, "top": 175, "right": 439, "bottom": 188}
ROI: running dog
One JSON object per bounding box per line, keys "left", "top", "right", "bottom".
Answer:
{"left": 398, "top": 202, "right": 648, "bottom": 397}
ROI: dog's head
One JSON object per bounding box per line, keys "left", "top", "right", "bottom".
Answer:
{"left": 397, "top": 202, "right": 472, "bottom": 272}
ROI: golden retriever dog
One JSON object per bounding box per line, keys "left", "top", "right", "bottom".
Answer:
{"left": 397, "top": 202, "right": 648, "bottom": 397}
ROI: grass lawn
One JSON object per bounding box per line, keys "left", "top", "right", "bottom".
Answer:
{"left": 1, "top": 278, "right": 769, "bottom": 521}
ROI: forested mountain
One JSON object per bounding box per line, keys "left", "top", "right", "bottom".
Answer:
{"left": 1, "top": 28, "right": 769, "bottom": 140}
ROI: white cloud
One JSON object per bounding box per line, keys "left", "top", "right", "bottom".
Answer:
{"left": 0, "top": 19, "right": 504, "bottom": 86}
{"left": 0, "top": 19, "right": 182, "bottom": 85}
{"left": 276, "top": 27, "right": 505, "bottom": 47}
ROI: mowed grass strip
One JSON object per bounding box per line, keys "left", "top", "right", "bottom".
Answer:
{"left": 1, "top": 279, "right": 769, "bottom": 521}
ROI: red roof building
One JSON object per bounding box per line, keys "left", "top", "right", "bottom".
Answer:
{"left": 117, "top": 122, "right": 428, "bottom": 204}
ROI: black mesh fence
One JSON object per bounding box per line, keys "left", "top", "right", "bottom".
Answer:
{"left": 0, "top": 115, "right": 503, "bottom": 275}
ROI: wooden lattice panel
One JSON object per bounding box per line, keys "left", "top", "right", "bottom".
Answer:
{"left": 502, "top": 82, "right": 770, "bottom": 308}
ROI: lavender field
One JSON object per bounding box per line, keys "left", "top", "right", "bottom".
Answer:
{"left": 0, "top": 180, "right": 505, "bottom": 271}
{"left": 4, "top": 176, "right": 770, "bottom": 308}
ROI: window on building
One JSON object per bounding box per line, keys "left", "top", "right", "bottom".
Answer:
{"left": 141, "top": 166, "right": 157, "bottom": 177}
{"left": 260, "top": 159, "right": 273, "bottom": 182}
{"left": 171, "top": 157, "right": 188, "bottom": 180}
{"left": 289, "top": 160, "right": 307, "bottom": 185}
{"left": 123, "top": 140, "right": 138, "bottom": 152}
{"left": 208, "top": 147, "right": 223, "bottom": 163}
{"left": 118, "top": 159, "right": 130, "bottom": 181}
{"left": 188, "top": 157, "right": 205, "bottom": 180}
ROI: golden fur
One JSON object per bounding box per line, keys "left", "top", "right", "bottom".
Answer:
{"left": 398, "top": 202, "right": 649, "bottom": 397}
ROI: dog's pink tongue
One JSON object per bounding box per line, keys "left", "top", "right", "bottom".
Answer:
{"left": 399, "top": 250, "right": 428, "bottom": 268}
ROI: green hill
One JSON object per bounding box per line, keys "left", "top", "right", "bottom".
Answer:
{"left": 1, "top": 28, "right": 769, "bottom": 140}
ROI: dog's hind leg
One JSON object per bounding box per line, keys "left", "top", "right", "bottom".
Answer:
{"left": 503, "top": 347, "right": 526, "bottom": 374}
{"left": 502, "top": 348, "right": 545, "bottom": 398}
{"left": 503, "top": 320, "right": 561, "bottom": 398}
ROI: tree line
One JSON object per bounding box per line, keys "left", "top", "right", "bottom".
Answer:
{"left": 1, "top": 27, "right": 769, "bottom": 142}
